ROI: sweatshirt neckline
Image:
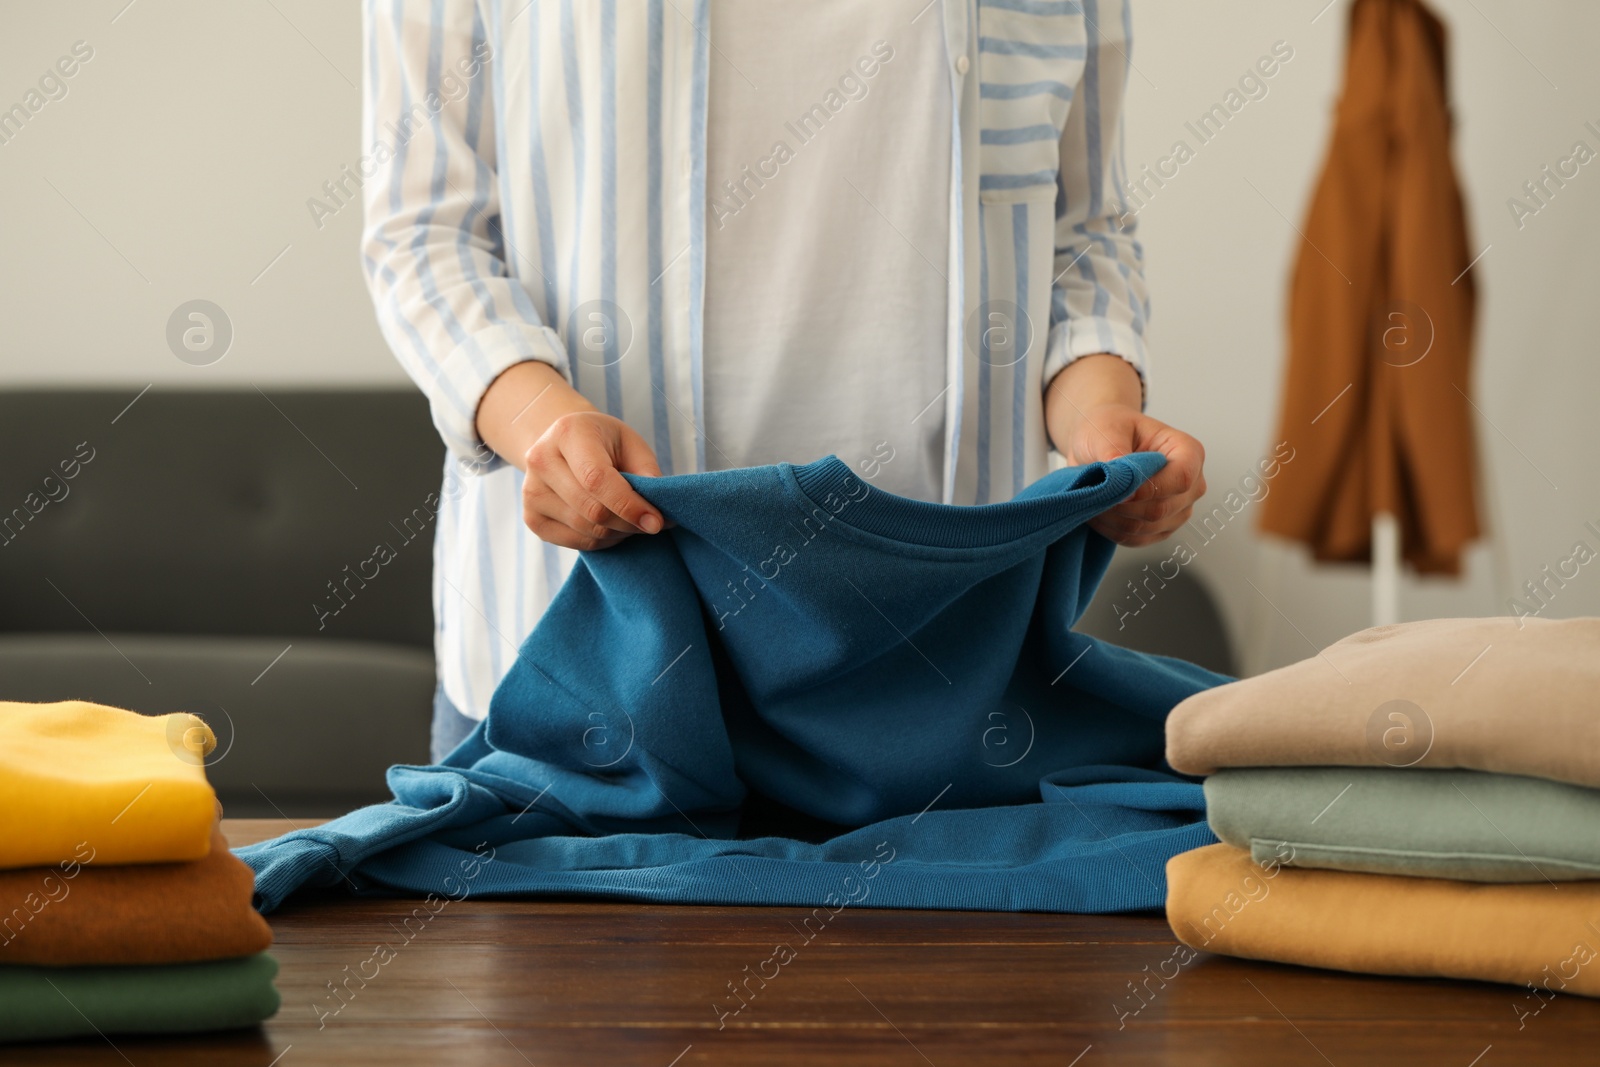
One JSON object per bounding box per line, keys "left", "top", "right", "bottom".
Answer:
{"left": 783, "top": 454, "right": 1142, "bottom": 551}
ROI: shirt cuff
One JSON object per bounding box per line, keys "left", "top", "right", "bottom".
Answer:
{"left": 430, "top": 322, "right": 570, "bottom": 475}
{"left": 1042, "top": 318, "right": 1149, "bottom": 411}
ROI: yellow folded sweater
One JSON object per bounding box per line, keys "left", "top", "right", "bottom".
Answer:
{"left": 1167, "top": 844, "right": 1600, "bottom": 998}
{"left": 0, "top": 701, "right": 217, "bottom": 868}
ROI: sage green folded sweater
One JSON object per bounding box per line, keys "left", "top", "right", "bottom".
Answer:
{"left": 0, "top": 952, "right": 279, "bottom": 1043}
{"left": 1207, "top": 766, "right": 1600, "bottom": 882}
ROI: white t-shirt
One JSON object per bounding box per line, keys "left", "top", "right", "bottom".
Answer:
{"left": 703, "top": 0, "right": 953, "bottom": 501}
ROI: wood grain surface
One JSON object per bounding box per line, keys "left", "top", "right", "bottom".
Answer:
{"left": 9, "top": 819, "right": 1597, "bottom": 1066}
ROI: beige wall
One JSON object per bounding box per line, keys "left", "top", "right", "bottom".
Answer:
{"left": 0, "top": 1, "right": 389, "bottom": 386}
{"left": 2, "top": 1, "right": 1595, "bottom": 671}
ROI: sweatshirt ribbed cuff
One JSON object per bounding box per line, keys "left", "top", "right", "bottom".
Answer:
{"left": 235, "top": 838, "right": 344, "bottom": 914}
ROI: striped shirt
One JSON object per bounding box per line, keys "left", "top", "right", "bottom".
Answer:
{"left": 361, "top": 0, "right": 1150, "bottom": 722}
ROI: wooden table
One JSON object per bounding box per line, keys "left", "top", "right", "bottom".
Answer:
{"left": 17, "top": 819, "right": 1600, "bottom": 1065}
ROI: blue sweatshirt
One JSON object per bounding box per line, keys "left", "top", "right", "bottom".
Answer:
{"left": 239, "top": 453, "right": 1226, "bottom": 913}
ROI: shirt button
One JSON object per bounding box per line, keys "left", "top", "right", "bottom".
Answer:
{"left": 955, "top": 55, "right": 970, "bottom": 75}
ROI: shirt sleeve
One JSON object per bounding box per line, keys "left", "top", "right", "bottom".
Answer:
{"left": 1043, "top": 0, "right": 1151, "bottom": 408}
{"left": 361, "top": 0, "right": 569, "bottom": 473}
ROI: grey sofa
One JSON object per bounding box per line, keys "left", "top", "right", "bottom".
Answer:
{"left": 1077, "top": 546, "right": 1236, "bottom": 679}
{"left": 0, "top": 389, "right": 443, "bottom": 816}
{"left": 0, "top": 387, "right": 1233, "bottom": 817}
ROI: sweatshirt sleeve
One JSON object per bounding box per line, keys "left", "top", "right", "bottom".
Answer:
{"left": 1043, "top": 0, "right": 1151, "bottom": 407}
{"left": 361, "top": 0, "right": 569, "bottom": 473}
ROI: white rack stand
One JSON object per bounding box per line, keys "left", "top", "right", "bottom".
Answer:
{"left": 1371, "top": 511, "right": 1401, "bottom": 626}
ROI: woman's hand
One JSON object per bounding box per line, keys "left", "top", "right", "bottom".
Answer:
{"left": 1045, "top": 354, "right": 1207, "bottom": 548}
{"left": 522, "top": 411, "right": 664, "bottom": 551}
{"left": 475, "top": 361, "right": 665, "bottom": 551}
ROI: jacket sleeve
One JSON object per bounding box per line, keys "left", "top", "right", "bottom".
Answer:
{"left": 361, "top": 0, "right": 569, "bottom": 473}
{"left": 1043, "top": 0, "right": 1151, "bottom": 407}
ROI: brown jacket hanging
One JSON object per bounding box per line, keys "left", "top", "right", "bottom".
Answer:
{"left": 1257, "top": 0, "right": 1480, "bottom": 575}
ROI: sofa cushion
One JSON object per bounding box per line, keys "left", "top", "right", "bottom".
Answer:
{"left": 0, "top": 634, "right": 432, "bottom": 817}
{"left": 0, "top": 389, "right": 443, "bottom": 646}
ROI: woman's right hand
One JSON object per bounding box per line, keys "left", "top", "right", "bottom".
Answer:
{"left": 521, "top": 411, "right": 665, "bottom": 551}
{"left": 475, "top": 361, "right": 666, "bottom": 552}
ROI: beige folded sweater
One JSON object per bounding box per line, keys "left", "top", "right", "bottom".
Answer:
{"left": 1166, "top": 616, "right": 1600, "bottom": 787}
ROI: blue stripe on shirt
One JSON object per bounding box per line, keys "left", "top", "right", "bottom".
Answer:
{"left": 646, "top": 0, "right": 673, "bottom": 471}
{"left": 1011, "top": 201, "right": 1029, "bottom": 498}
{"left": 600, "top": 0, "right": 623, "bottom": 418}
{"left": 980, "top": 0, "right": 1083, "bottom": 14}
{"left": 980, "top": 123, "right": 1058, "bottom": 145}
{"left": 980, "top": 80, "right": 1073, "bottom": 100}
{"left": 688, "top": 0, "right": 710, "bottom": 472}
{"left": 975, "top": 199, "right": 991, "bottom": 506}
{"left": 561, "top": 0, "right": 586, "bottom": 390}
{"left": 979, "top": 170, "right": 1057, "bottom": 191}
{"left": 526, "top": 7, "right": 564, "bottom": 362}
{"left": 978, "top": 36, "right": 1085, "bottom": 59}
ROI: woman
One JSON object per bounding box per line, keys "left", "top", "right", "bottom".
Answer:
{"left": 359, "top": 0, "right": 1207, "bottom": 761}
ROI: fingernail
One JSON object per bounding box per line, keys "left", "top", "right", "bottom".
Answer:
{"left": 641, "top": 514, "right": 662, "bottom": 534}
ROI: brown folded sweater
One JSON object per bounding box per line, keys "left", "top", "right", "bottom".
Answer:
{"left": 0, "top": 827, "right": 272, "bottom": 966}
{"left": 1167, "top": 616, "right": 1600, "bottom": 787}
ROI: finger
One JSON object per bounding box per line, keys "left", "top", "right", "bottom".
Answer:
{"left": 1109, "top": 471, "right": 1208, "bottom": 523}
{"left": 1113, "top": 489, "right": 1203, "bottom": 531}
{"left": 524, "top": 501, "right": 629, "bottom": 551}
{"left": 542, "top": 526, "right": 629, "bottom": 552}
{"left": 524, "top": 444, "right": 638, "bottom": 536}
{"left": 1125, "top": 458, "right": 1169, "bottom": 503}
{"left": 1142, "top": 435, "right": 1205, "bottom": 500}
{"left": 613, "top": 425, "right": 673, "bottom": 531}
{"left": 526, "top": 484, "right": 630, "bottom": 545}
{"left": 1101, "top": 493, "right": 1174, "bottom": 524}
{"left": 1076, "top": 418, "right": 1136, "bottom": 465}
{"left": 1158, "top": 502, "right": 1197, "bottom": 536}
{"left": 562, "top": 432, "right": 664, "bottom": 535}
{"left": 1151, "top": 464, "right": 1207, "bottom": 521}
{"left": 1094, "top": 516, "right": 1171, "bottom": 548}
{"left": 541, "top": 461, "right": 643, "bottom": 536}
{"left": 1141, "top": 502, "right": 1197, "bottom": 542}
{"left": 532, "top": 521, "right": 629, "bottom": 552}
{"left": 527, "top": 445, "right": 640, "bottom": 536}
{"left": 614, "top": 424, "right": 664, "bottom": 479}
{"left": 1089, "top": 512, "right": 1142, "bottom": 544}
{"left": 1111, "top": 499, "right": 1203, "bottom": 546}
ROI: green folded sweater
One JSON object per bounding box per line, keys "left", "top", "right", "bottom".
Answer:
{"left": 0, "top": 952, "right": 279, "bottom": 1043}
{"left": 1206, "top": 767, "right": 1600, "bottom": 882}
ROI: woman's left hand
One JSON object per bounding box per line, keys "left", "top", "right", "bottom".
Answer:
{"left": 1057, "top": 402, "right": 1207, "bottom": 546}
{"left": 1044, "top": 354, "right": 1207, "bottom": 548}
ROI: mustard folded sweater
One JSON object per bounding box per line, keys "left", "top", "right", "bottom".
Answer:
{"left": 1167, "top": 616, "right": 1600, "bottom": 787}
{"left": 1167, "top": 844, "right": 1600, "bottom": 998}
{"left": 0, "top": 700, "right": 217, "bottom": 868}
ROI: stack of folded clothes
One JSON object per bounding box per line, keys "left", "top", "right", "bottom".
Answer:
{"left": 0, "top": 700, "right": 281, "bottom": 1043}
{"left": 1161, "top": 616, "right": 1600, "bottom": 1000}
